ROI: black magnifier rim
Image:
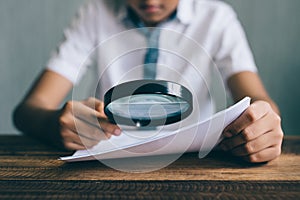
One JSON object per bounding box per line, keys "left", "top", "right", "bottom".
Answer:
{"left": 104, "top": 80, "right": 193, "bottom": 127}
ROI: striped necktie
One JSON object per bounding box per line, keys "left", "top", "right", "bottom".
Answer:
{"left": 141, "top": 28, "right": 161, "bottom": 79}
{"left": 127, "top": 8, "right": 176, "bottom": 79}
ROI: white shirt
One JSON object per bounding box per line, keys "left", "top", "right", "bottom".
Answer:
{"left": 47, "top": 0, "right": 257, "bottom": 121}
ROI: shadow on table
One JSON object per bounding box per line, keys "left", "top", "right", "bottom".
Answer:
{"left": 59, "top": 150, "right": 267, "bottom": 172}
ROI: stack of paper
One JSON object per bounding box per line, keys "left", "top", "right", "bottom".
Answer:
{"left": 60, "top": 97, "right": 250, "bottom": 162}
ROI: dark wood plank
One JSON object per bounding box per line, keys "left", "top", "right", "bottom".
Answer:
{"left": 0, "top": 135, "right": 300, "bottom": 181}
{"left": 0, "top": 180, "right": 299, "bottom": 199}
{"left": 0, "top": 135, "right": 299, "bottom": 199}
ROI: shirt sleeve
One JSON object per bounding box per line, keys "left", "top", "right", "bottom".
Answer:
{"left": 46, "top": 0, "right": 98, "bottom": 85}
{"left": 213, "top": 6, "right": 257, "bottom": 83}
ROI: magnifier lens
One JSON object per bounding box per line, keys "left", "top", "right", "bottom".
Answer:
{"left": 106, "top": 94, "right": 190, "bottom": 120}
{"left": 104, "top": 80, "right": 193, "bottom": 127}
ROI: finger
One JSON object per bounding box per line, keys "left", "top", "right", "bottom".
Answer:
{"left": 83, "top": 98, "right": 121, "bottom": 134}
{"left": 60, "top": 108, "right": 119, "bottom": 141}
{"left": 67, "top": 101, "right": 103, "bottom": 127}
{"left": 60, "top": 111, "right": 100, "bottom": 140}
{"left": 223, "top": 101, "right": 271, "bottom": 138}
{"left": 61, "top": 128, "right": 85, "bottom": 150}
{"left": 220, "top": 112, "right": 276, "bottom": 151}
{"left": 72, "top": 117, "right": 112, "bottom": 141}
{"left": 64, "top": 142, "right": 86, "bottom": 151}
{"left": 61, "top": 128, "right": 100, "bottom": 149}
{"left": 105, "top": 132, "right": 112, "bottom": 139}
{"left": 242, "top": 145, "right": 282, "bottom": 163}
{"left": 230, "top": 130, "right": 283, "bottom": 156}
{"left": 99, "top": 120, "right": 122, "bottom": 136}
{"left": 83, "top": 97, "right": 106, "bottom": 115}
{"left": 74, "top": 101, "right": 121, "bottom": 135}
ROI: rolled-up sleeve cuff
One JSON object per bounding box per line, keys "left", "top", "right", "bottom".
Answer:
{"left": 220, "top": 65, "right": 258, "bottom": 83}
{"left": 46, "top": 56, "right": 87, "bottom": 85}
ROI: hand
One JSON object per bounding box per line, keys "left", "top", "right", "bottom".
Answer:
{"left": 58, "top": 97, "right": 121, "bottom": 150}
{"left": 219, "top": 100, "right": 284, "bottom": 163}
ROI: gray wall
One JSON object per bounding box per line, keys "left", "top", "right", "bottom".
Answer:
{"left": 225, "top": 0, "right": 300, "bottom": 135}
{"left": 0, "top": 0, "right": 83, "bottom": 134}
{"left": 0, "top": 0, "right": 299, "bottom": 135}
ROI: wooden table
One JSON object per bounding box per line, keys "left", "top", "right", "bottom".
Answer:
{"left": 0, "top": 135, "right": 299, "bottom": 199}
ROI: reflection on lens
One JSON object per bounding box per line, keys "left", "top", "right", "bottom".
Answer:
{"left": 107, "top": 94, "right": 190, "bottom": 120}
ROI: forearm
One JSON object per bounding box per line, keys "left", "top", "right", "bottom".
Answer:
{"left": 13, "top": 102, "right": 64, "bottom": 149}
{"left": 12, "top": 70, "right": 75, "bottom": 149}
{"left": 228, "top": 71, "right": 280, "bottom": 115}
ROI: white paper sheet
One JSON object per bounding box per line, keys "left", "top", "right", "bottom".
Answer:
{"left": 60, "top": 97, "right": 250, "bottom": 162}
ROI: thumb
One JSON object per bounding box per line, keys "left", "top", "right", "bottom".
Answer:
{"left": 82, "top": 97, "right": 107, "bottom": 118}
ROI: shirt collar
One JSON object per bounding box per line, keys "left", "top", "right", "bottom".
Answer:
{"left": 176, "top": 0, "right": 194, "bottom": 25}
{"left": 116, "top": 0, "right": 195, "bottom": 26}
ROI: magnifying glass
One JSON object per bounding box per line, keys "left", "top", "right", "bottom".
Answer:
{"left": 104, "top": 80, "right": 193, "bottom": 127}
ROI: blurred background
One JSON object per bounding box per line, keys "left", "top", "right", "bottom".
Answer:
{"left": 0, "top": 0, "right": 299, "bottom": 135}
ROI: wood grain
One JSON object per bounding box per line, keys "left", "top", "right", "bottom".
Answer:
{"left": 0, "top": 136, "right": 299, "bottom": 181}
{"left": 0, "top": 180, "right": 299, "bottom": 199}
{"left": 0, "top": 135, "right": 299, "bottom": 199}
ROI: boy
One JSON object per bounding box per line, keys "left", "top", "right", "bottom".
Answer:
{"left": 14, "top": 0, "right": 283, "bottom": 163}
